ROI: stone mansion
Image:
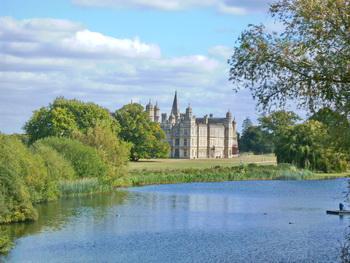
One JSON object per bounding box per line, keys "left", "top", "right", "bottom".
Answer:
{"left": 145, "top": 92, "right": 239, "bottom": 159}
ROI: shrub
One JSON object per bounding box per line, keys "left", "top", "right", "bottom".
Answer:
{"left": 0, "top": 134, "right": 51, "bottom": 203}
{"left": 31, "top": 143, "right": 76, "bottom": 200}
{"left": 0, "top": 166, "right": 38, "bottom": 224}
{"left": 72, "top": 123, "right": 130, "bottom": 181}
{"left": 0, "top": 227, "right": 13, "bottom": 254}
{"left": 38, "top": 137, "right": 109, "bottom": 179}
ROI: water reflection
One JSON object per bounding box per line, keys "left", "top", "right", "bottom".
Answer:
{"left": 2, "top": 179, "right": 349, "bottom": 263}
{"left": 3, "top": 191, "right": 128, "bottom": 245}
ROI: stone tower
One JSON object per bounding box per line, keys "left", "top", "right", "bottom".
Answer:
{"left": 154, "top": 102, "right": 160, "bottom": 123}
{"left": 145, "top": 100, "right": 154, "bottom": 122}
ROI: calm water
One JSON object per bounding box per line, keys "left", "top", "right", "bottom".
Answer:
{"left": 2, "top": 179, "right": 349, "bottom": 263}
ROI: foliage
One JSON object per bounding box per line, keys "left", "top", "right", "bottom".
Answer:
{"left": 24, "top": 97, "right": 119, "bottom": 143}
{"left": 38, "top": 137, "right": 109, "bottom": 179}
{"left": 31, "top": 143, "right": 76, "bottom": 200}
{"left": 115, "top": 103, "right": 169, "bottom": 161}
{"left": 310, "top": 107, "right": 350, "bottom": 156}
{"left": 228, "top": 0, "right": 350, "bottom": 115}
{"left": 275, "top": 120, "right": 348, "bottom": 172}
{"left": 239, "top": 125, "right": 274, "bottom": 154}
{"left": 259, "top": 111, "right": 300, "bottom": 136}
{"left": 72, "top": 123, "right": 130, "bottom": 181}
{"left": 0, "top": 134, "right": 55, "bottom": 204}
{"left": 0, "top": 227, "right": 13, "bottom": 254}
{"left": 241, "top": 118, "right": 253, "bottom": 133}
{"left": 0, "top": 166, "right": 38, "bottom": 224}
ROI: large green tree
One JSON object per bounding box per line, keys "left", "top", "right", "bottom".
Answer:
{"left": 25, "top": 97, "right": 119, "bottom": 143}
{"left": 259, "top": 110, "right": 301, "bottom": 146}
{"left": 310, "top": 107, "right": 350, "bottom": 156}
{"left": 115, "top": 103, "right": 169, "bottom": 161}
{"left": 274, "top": 120, "right": 348, "bottom": 172}
{"left": 239, "top": 125, "right": 274, "bottom": 154}
{"left": 229, "top": 0, "right": 350, "bottom": 115}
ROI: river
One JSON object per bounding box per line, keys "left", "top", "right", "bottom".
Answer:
{"left": 2, "top": 179, "right": 349, "bottom": 262}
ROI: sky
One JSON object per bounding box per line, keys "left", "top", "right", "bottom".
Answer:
{"left": 0, "top": 0, "right": 279, "bottom": 133}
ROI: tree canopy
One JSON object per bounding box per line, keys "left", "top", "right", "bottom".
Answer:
{"left": 115, "top": 103, "right": 169, "bottom": 161}
{"left": 24, "top": 97, "right": 119, "bottom": 143}
{"left": 229, "top": 0, "right": 350, "bottom": 115}
{"left": 274, "top": 120, "right": 348, "bottom": 172}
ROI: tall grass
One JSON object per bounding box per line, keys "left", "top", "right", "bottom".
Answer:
{"left": 117, "top": 164, "right": 336, "bottom": 187}
{"left": 59, "top": 178, "right": 112, "bottom": 196}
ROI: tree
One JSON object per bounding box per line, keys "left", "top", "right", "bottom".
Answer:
{"left": 239, "top": 125, "right": 274, "bottom": 154}
{"left": 259, "top": 110, "right": 300, "bottom": 145}
{"left": 72, "top": 123, "right": 131, "bottom": 179}
{"left": 229, "top": 0, "right": 350, "bottom": 115}
{"left": 242, "top": 117, "right": 253, "bottom": 133}
{"left": 275, "top": 120, "right": 348, "bottom": 172}
{"left": 115, "top": 103, "right": 170, "bottom": 161}
{"left": 38, "top": 137, "right": 109, "bottom": 179}
{"left": 310, "top": 107, "right": 350, "bottom": 156}
{"left": 25, "top": 97, "right": 119, "bottom": 143}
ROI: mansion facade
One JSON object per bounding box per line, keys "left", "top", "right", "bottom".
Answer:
{"left": 145, "top": 92, "right": 239, "bottom": 159}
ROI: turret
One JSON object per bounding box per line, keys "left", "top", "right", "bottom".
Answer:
{"left": 154, "top": 102, "right": 160, "bottom": 123}
{"left": 226, "top": 110, "right": 232, "bottom": 123}
{"left": 185, "top": 105, "right": 192, "bottom": 120}
{"left": 161, "top": 113, "right": 167, "bottom": 123}
{"left": 146, "top": 100, "right": 154, "bottom": 122}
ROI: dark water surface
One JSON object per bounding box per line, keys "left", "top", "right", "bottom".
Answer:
{"left": 2, "top": 179, "right": 349, "bottom": 263}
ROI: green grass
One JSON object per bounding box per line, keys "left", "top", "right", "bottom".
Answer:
{"left": 128, "top": 154, "right": 277, "bottom": 171}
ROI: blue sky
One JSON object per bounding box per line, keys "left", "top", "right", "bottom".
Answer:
{"left": 0, "top": 0, "right": 277, "bottom": 133}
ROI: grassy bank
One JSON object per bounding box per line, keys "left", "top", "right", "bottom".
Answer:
{"left": 129, "top": 154, "right": 277, "bottom": 171}
{"left": 117, "top": 163, "right": 350, "bottom": 188}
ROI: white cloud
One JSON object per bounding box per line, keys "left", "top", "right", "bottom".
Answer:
{"left": 72, "top": 0, "right": 271, "bottom": 14}
{"left": 208, "top": 45, "right": 233, "bottom": 59}
{"left": 0, "top": 17, "right": 160, "bottom": 60}
{"left": 60, "top": 30, "right": 161, "bottom": 59}
{"left": 0, "top": 16, "right": 256, "bottom": 134}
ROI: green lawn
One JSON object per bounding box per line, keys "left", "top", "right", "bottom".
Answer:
{"left": 128, "top": 154, "right": 276, "bottom": 171}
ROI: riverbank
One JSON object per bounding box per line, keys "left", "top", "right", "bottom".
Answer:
{"left": 117, "top": 163, "right": 350, "bottom": 188}
{"left": 1, "top": 156, "right": 349, "bottom": 255}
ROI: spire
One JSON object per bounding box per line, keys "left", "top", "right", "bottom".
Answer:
{"left": 171, "top": 91, "right": 179, "bottom": 117}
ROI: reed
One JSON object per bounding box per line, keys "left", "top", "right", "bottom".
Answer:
{"left": 117, "top": 164, "right": 347, "bottom": 187}
{"left": 59, "top": 178, "right": 112, "bottom": 196}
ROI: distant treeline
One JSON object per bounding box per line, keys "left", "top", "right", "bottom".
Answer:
{"left": 239, "top": 109, "right": 350, "bottom": 172}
